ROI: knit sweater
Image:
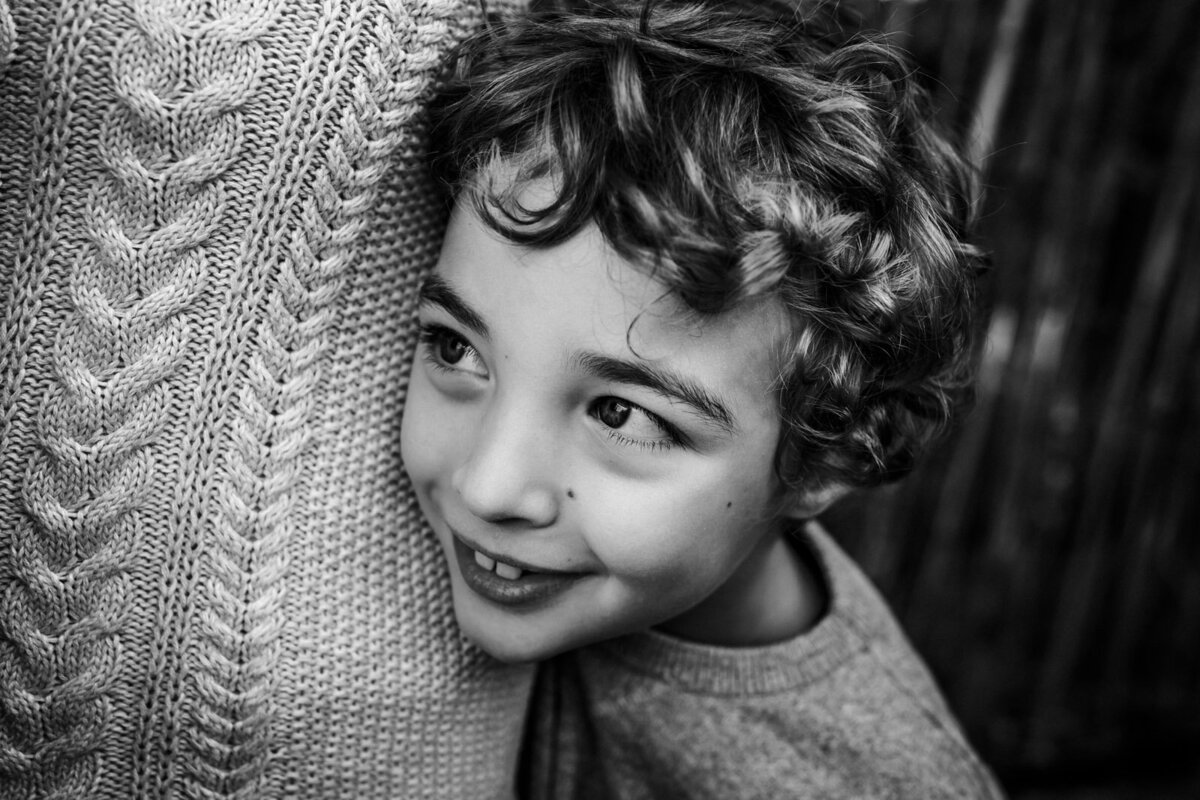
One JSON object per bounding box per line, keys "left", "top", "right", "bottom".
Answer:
{"left": 520, "top": 523, "right": 1006, "bottom": 799}
{"left": 0, "top": 2, "right": 533, "bottom": 798}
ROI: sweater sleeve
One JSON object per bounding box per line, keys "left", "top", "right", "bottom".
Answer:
{"left": 0, "top": 2, "right": 531, "bottom": 798}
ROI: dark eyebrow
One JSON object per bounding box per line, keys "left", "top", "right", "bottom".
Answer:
{"left": 574, "top": 352, "right": 736, "bottom": 434}
{"left": 418, "top": 275, "right": 489, "bottom": 338}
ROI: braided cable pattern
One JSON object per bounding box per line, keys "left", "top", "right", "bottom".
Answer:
{"left": 0, "top": 4, "right": 112, "bottom": 799}
{"left": 271, "top": 1, "right": 538, "bottom": 795}
{"left": 0, "top": 0, "right": 14, "bottom": 74}
{"left": 0, "top": 0, "right": 95, "bottom": 461}
{"left": 3, "top": 1, "right": 263, "bottom": 797}
{"left": 2, "top": 2, "right": 538, "bottom": 796}
{"left": 94, "top": 2, "right": 279, "bottom": 798}
{"left": 186, "top": 0, "right": 473, "bottom": 796}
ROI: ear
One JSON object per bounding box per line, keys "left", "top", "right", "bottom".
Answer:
{"left": 781, "top": 482, "right": 851, "bottom": 519}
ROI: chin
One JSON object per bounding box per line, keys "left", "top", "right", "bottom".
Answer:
{"left": 465, "top": 628, "right": 561, "bottom": 665}
{"left": 473, "top": 640, "right": 542, "bottom": 665}
{"left": 456, "top": 610, "right": 572, "bottom": 665}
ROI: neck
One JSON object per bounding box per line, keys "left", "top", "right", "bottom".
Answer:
{"left": 656, "top": 526, "right": 824, "bottom": 647}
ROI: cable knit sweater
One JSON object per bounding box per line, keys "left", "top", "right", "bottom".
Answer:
{"left": 0, "top": 1, "right": 532, "bottom": 798}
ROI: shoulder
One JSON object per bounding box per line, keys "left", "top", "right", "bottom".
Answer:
{"left": 561, "top": 642, "right": 1001, "bottom": 799}
{"left": 521, "top": 523, "right": 1006, "bottom": 799}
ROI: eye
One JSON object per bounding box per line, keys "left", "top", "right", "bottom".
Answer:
{"left": 589, "top": 396, "right": 680, "bottom": 451}
{"left": 419, "top": 323, "right": 488, "bottom": 378}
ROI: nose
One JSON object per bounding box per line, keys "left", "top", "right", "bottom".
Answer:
{"left": 451, "top": 401, "right": 560, "bottom": 528}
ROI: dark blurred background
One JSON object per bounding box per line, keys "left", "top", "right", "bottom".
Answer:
{"left": 821, "top": 0, "right": 1200, "bottom": 797}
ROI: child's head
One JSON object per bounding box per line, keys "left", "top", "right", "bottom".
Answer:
{"left": 401, "top": 0, "right": 983, "bottom": 662}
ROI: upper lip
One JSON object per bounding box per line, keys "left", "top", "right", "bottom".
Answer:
{"left": 450, "top": 527, "right": 585, "bottom": 576}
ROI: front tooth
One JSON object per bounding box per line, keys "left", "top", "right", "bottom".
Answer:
{"left": 475, "top": 551, "right": 496, "bottom": 571}
{"left": 495, "top": 561, "right": 523, "bottom": 580}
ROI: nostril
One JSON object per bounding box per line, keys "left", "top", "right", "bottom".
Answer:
{"left": 450, "top": 406, "right": 561, "bottom": 527}
{"left": 451, "top": 460, "right": 559, "bottom": 528}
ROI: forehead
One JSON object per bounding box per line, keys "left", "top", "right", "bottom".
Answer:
{"left": 435, "top": 198, "right": 789, "bottom": 401}
{"left": 454, "top": 170, "right": 787, "bottom": 333}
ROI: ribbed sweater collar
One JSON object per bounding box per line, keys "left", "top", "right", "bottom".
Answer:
{"left": 584, "top": 522, "right": 883, "bottom": 696}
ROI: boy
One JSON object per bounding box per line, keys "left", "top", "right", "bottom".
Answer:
{"left": 401, "top": 0, "right": 1005, "bottom": 796}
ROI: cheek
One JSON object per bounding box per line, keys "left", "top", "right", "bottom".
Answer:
{"left": 583, "top": 479, "right": 753, "bottom": 586}
{"left": 400, "top": 375, "right": 456, "bottom": 484}
{"left": 580, "top": 440, "right": 782, "bottom": 593}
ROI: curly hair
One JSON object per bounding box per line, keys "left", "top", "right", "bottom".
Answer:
{"left": 427, "top": 0, "right": 986, "bottom": 493}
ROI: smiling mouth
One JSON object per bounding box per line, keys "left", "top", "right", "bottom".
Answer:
{"left": 450, "top": 533, "right": 584, "bottom": 608}
{"left": 471, "top": 548, "right": 525, "bottom": 580}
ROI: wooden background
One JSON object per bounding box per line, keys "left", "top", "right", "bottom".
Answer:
{"left": 823, "top": 0, "right": 1200, "bottom": 795}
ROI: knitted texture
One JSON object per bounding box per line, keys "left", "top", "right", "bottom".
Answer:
{"left": 0, "top": 2, "right": 14, "bottom": 75}
{"left": 0, "top": 2, "right": 532, "bottom": 798}
{"left": 522, "top": 524, "right": 1005, "bottom": 799}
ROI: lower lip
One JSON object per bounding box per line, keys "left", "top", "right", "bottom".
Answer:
{"left": 451, "top": 536, "right": 583, "bottom": 608}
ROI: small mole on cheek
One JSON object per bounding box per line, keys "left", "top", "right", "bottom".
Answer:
{"left": 567, "top": 489, "right": 576, "bottom": 499}
{"left": 726, "top": 501, "right": 733, "bottom": 508}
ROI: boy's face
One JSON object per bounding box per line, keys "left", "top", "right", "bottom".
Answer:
{"left": 400, "top": 199, "right": 791, "bottom": 663}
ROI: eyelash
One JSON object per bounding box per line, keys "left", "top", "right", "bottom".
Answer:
{"left": 602, "top": 424, "right": 680, "bottom": 453}
{"left": 418, "top": 323, "right": 481, "bottom": 375}
{"left": 417, "top": 320, "right": 685, "bottom": 453}
{"left": 590, "top": 399, "right": 685, "bottom": 453}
